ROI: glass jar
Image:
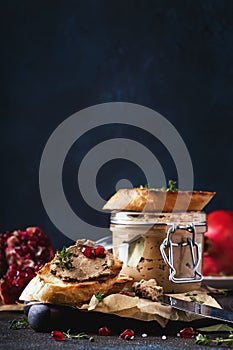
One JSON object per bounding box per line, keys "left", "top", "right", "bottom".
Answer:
{"left": 110, "top": 211, "right": 206, "bottom": 293}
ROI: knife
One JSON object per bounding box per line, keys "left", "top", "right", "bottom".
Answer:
{"left": 159, "top": 295, "right": 233, "bottom": 324}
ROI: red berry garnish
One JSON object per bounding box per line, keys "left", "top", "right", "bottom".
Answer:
{"left": 82, "top": 245, "right": 106, "bottom": 259}
{"left": 51, "top": 330, "right": 65, "bottom": 341}
{"left": 179, "top": 327, "right": 198, "bottom": 338}
{"left": 83, "top": 246, "right": 93, "bottom": 258}
{"left": 94, "top": 246, "right": 106, "bottom": 258}
{"left": 98, "top": 326, "right": 111, "bottom": 336}
{"left": 119, "top": 329, "right": 135, "bottom": 340}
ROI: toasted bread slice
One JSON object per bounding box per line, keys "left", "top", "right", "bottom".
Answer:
{"left": 20, "top": 239, "right": 127, "bottom": 306}
{"left": 102, "top": 188, "right": 215, "bottom": 212}
{"left": 20, "top": 263, "right": 128, "bottom": 305}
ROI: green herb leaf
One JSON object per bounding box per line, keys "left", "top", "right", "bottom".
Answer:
{"left": 167, "top": 180, "right": 178, "bottom": 192}
{"left": 195, "top": 331, "right": 233, "bottom": 346}
{"left": 139, "top": 184, "right": 150, "bottom": 189}
{"left": 185, "top": 293, "right": 204, "bottom": 304}
{"left": 215, "top": 337, "right": 224, "bottom": 345}
{"left": 8, "top": 317, "right": 29, "bottom": 330}
{"left": 195, "top": 333, "right": 210, "bottom": 345}
{"left": 139, "top": 179, "right": 178, "bottom": 192}
{"left": 189, "top": 296, "right": 198, "bottom": 302}
{"left": 57, "top": 247, "right": 74, "bottom": 269}
{"left": 95, "top": 292, "right": 105, "bottom": 301}
{"left": 63, "top": 329, "right": 92, "bottom": 340}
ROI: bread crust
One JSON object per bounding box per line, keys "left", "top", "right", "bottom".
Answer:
{"left": 19, "top": 262, "right": 129, "bottom": 305}
{"left": 102, "top": 188, "right": 215, "bottom": 212}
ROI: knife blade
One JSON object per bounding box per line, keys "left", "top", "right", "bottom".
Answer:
{"left": 160, "top": 295, "right": 233, "bottom": 324}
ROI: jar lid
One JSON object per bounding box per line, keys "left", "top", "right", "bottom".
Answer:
{"left": 110, "top": 211, "right": 206, "bottom": 226}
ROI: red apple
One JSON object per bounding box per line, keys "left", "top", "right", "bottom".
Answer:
{"left": 203, "top": 210, "right": 233, "bottom": 276}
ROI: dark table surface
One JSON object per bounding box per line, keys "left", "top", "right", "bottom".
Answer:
{"left": 1, "top": 291, "right": 233, "bottom": 350}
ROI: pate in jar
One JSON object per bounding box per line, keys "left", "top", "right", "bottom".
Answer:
{"left": 111, "top": 211, "right": 206, "bottom": 293}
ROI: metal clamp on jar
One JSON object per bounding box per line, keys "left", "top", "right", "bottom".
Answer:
{"left": 160, "top": 223, "right": 204, "bottom": 284}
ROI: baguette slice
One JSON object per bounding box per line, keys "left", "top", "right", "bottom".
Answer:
{"left": 20, "top": 239, "right": 128, "bottom": 306}
{"left": 102, "top": 188, "right": 215, "bottom": 212}
{"left": 20, "top": 263, "right": 130, "bottom": 305}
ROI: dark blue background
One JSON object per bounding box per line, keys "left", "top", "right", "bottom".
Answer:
{"left": 1, "top": 1, "right": 233, "bottom": 249}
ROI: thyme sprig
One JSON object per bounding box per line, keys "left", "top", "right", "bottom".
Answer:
{"left": 139, "top": 179, "right": 178, "bottom": 192}
{"left": 95, "top": 292, "right": 105, "bottom": 301}
{"left": 195, "top": 332, "right": 233, "bottom": 346}
{"left": 63, "top": 329, "right": 94, "bottom": 341}
{"left": 167, "top": 180, "right": 178, "bottom": 192}
{"left": 139, "top": 184, "right": 150, "bottom": 189}
{"left": 185, "top": 292, "right": 204, "bottom": 304}
{"left": 57, "top": 247, "right": 74, "bottom": 269}
{"left": 8, "top": 317, "right": 29, "bottom": 330}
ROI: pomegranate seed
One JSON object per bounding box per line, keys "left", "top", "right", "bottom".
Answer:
{"left": 18, "top": 278, "right": 27, "bottom": 289}
{"left": 82, "top": 245, "right": 106, "bottom": 259}
{"left": 119, "top": 329, "right": 135, "bottom": 340}
{"left": 9, "top": 262, "right": 18, "bottom": 270}
{"left": 51, "top": 330, "right": 65, "bottom": 341}
{"left": 28, "top": 240, "right": 37, "bottom": 247}
{"left": 14, "top": 246, "right": 22, "bottom": 252}
{"left": 94, "top": 246, "right": 106, "bottom": 258}
{"left": 98, "top": 326, "right": 111, "bottom": 336}
{"left": 25, "top": 266, "right": 33, "bottom": 274}
{"left": 8, "top": 269, "right": 17, "bottom": 277}
{"left": 22, "top": 245, "right": 29, "bottom": 253}
{"left": 179, "top": 327, "right": 198, "bottom": 338}
{"left": 24, "top": 253, "right": 31, "bottom": 259}
{"left": 17, "top": 270, "right": 26, "bottom": 278}
{"left": 11, "top": 279, "right": 18, "bottom": 287}
{"left": 83, "top": 246, "right": 93, "bottom": 258}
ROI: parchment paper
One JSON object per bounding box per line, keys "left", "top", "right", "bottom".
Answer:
{"left": 79, "top": 290, "right": 222, "bottom": 328}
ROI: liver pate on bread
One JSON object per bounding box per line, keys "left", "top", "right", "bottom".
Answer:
{"left": 19, "top": 239, "right": 129, "bottom": 306}
{"left": 50, "top": 239, "right": 122, "bottom": 282}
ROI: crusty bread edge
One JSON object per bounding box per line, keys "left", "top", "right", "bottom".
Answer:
{"left": 19, "top": 272, "right": 121, "bottom": 305}
{"left": 102, "top": 188, "right": 215, "bottom": 212}
{"left": 19, "top": 260, "right": 131, "bottom": 306}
